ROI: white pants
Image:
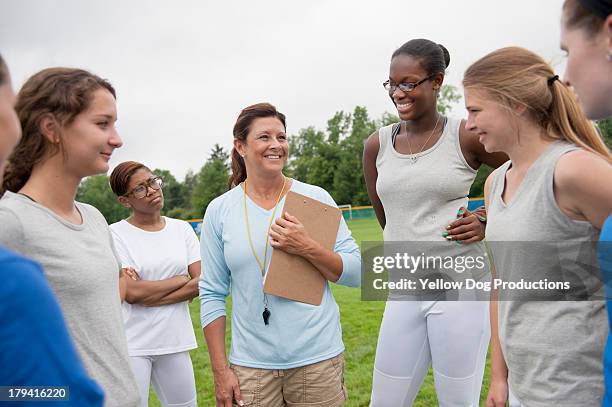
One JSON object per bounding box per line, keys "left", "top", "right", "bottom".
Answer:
{"left": 370, "top": 300, "right": 490, "bottom": 407}
{"left": 129, "top": 351, "right": 197, "bottom": 407}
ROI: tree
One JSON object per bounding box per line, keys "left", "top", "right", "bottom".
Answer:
{"left": 77, "top": 175, "right": 129, "bottom": 224}
{"left": 333, "top": 106, "right": 377, "bottom": 205}
{"left": 597, "top": 118, "right": 612, "bottom": 150}
{"left": 191, "top": 144, "right": 230, "bottom": 218}
{"left": 437, "top": 85, "right": 462, "bottom": 115}
{"left": 152, "top": 168, "right": 187, "bottom": 215}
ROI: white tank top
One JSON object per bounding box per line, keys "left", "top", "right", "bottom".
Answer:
{"left": 376, "top": 116, "right": 478, "bottom": 241}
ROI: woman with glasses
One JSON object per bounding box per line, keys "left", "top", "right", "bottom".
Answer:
{"left": 559, "top": 1, "right": 612, "bottom": 406}
{"left": 109, "top": 160, "right": 201, "bottom": 407}
{"left": 0, "top": 68, "right": 140, "bottom": 407}
{"left": 363, "top": 38, "right": 508, "bottom": 406}
{"left": 200, "top": 103, "right": 360, "bottom": 407}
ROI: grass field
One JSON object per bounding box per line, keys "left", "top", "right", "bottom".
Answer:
{"left": 150, "top": 218, "right": 491, "bottom": 406}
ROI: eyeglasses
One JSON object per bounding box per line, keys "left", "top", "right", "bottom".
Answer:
{"left": 124, "top": 177, "right": 163, "bottom": 199}
{"left": 383, "top": 74, "right": 436, "bottom": 93}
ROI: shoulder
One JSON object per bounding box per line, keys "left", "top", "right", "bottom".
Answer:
{"left": 364, "top": 129, "right": 381, "bottom": 152}
{"left": 554, "top": 148, "right": 610, "bottom": 192}
{"left": 203, "top": 187, "right": 241, "bottom": 220}
{"left": 165, "top": 217, "right": 196, "bottom": 233}
{"left": 0, "top": 196, "right": 25, "bottom": 240}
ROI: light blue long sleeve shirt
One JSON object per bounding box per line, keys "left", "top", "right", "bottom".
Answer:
{"left": 199, "top": 179, "right": 361, "bottom": 369}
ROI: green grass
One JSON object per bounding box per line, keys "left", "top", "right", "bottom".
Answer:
{"left": 149, "top": 218, "right": 491, "bottom": 406}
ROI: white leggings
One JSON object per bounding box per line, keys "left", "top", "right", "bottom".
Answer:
{"left": 129, "top": 351, "right": 197, "bottom": 407}
{"left": 370, "top": 300, "right": 490, "bottom": 407}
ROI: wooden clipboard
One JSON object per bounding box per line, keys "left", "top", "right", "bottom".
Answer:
{"left": 263, "top": 191, "right": 341, "bottom": 305}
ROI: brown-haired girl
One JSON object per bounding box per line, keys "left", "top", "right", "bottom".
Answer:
{"left": 0, "top": 67, "right": 140, "bottom": 407}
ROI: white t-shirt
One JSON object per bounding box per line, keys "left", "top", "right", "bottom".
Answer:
{"left": 110, "top": 217, "right": 200, "bottom": 356}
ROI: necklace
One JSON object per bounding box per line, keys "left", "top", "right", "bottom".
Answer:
{"left": 405, "top": 114, "right": 443, "bottom": 164}
{"left": 243, "top": 175, "right": 287, "bottom": 325}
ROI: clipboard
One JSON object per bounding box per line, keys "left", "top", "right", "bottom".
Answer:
{"left": 263, "top": 191, "right": 342, "bottom": 305}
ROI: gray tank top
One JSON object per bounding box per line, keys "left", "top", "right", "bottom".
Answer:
{"left": 486, "top": 141, "right": 606, "bottom": 407}
{"left": 376, "top": 117, "right": 488, "bottom": 281}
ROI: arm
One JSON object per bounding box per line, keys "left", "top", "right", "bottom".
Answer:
{"left": 554, "top": 150, "right": 612, "bottom": 229}
{"left": 143, "top": 261, "right": 201, "bottom": 306}
{"left": 125, "top": 275, "right": 190, "bottom": 305}
{"left": 482, "top": 172, "right": 509, "bottom": 407}
{"left": 199, "top": 200, "right": 242, "bottom": 406}
{"left": 363, "top": 131, "right": 386, "bottom": 229}
{"left": 204, "top": 317, "right": 243, "bottom": 407}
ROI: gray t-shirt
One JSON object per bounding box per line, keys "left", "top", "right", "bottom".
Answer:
{"left": 487, "top": 142, "right": 606, "bottom": 407}
{"left": 0, "top": 191, "right": 139, "bottom": 407}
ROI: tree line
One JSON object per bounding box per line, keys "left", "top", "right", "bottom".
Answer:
{"left": 77, "top": 86, "right": 612, "bottom": 224}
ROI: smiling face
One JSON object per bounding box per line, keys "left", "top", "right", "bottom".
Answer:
{"left": 464, "top": 88, "right": 519, "bottom": 154}
{"left": 0, "top": 69, "right": 21, "bottom": 180}
{"left": 59, "top": 88, "right": 122, "bottom": 178}
{"left": 560, "top": 13, "right": 612, "bottom": 120}
{"left": 119, "top": 168, "right": 164, "bottom": 214}
{"left": 235, "top": 116, "right": 288, "bottom": 176}
{"left": 388, "top": 54, "right": 442, "bottom": 121}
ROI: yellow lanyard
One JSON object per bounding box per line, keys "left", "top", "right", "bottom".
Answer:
{"left": 243, "top": 176, "right": 287, "bottom": 276}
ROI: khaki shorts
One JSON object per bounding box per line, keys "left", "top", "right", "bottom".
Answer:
{"left": 230, "top": 353, "right": 347, "bottom": 407}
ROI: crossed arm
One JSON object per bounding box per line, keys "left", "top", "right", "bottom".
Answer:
{"left": 122, "top": 261, "right": 202, "bottom": 307}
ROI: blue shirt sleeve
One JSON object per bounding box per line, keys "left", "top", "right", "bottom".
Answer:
{"left": 199, "top": 198, "right": 232, "bottom": 328}
{"left": 315, "top": 188, "right": 361, "bottom": 288}
{"left": 0, "top": 248, "right": 105, "bottom": 406}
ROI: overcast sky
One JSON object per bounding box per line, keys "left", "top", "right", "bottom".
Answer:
{"left": 1, "top": 0, "right": 566, "bottom": 180}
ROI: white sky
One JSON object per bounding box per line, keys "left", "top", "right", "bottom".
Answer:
{"left": 1, "top": 0, "right": 567, "bottom": 180}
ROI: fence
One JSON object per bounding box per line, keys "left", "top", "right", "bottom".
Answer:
{"left": 187, "top": 197, "right": 485, "bottom": 234}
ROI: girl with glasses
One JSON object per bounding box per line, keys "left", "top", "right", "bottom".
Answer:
{"left": 463, "top": 45, "right": 612, "bottom": 407}
{"left": 0, "top": 67, "right": 139, "bottom": 407}
{"left": 109, "top": 161, "right": 201, "bottom": 407}
{"left": 363, "top": 38, "right": 508, "bottom": 406}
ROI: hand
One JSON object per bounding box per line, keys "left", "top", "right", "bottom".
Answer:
{"left": 486, "top": 378, "right": 509, "bottom": 407}
{"left": 269, "top": 212, "right": 317, "bottom": 256}
{"left": 213, "top": 366, "right": 244, "bottom": 407}
{"left": 444, "top": 206, "right": 485, "bottom": 243}
{"left": 121, "top": 267, "right": 140, "bottom": 281}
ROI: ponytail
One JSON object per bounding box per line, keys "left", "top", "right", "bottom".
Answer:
{"left": 228, "top": 148, "right": 247, "bottom": 189}
{"left": 548, "top": 80, "right": 611, "bottom": 162}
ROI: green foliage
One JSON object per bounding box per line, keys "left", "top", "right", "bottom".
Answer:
{"left": 152, "top": 168, "right": 187, "bottom": 215}
{"left": 191, "top": 144, "right": 230, "bottom": 218}
{"left": 77, "top": 175, "right": 129, "bottom": 224}
{"left": 597, "top": 118, "right": 612, "bottom": 150}
{"left": 469, "top": 165, "right": 493, "bottom": 198}
{"left": 437, "top": 85, "right": 462, "bottom": 115}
